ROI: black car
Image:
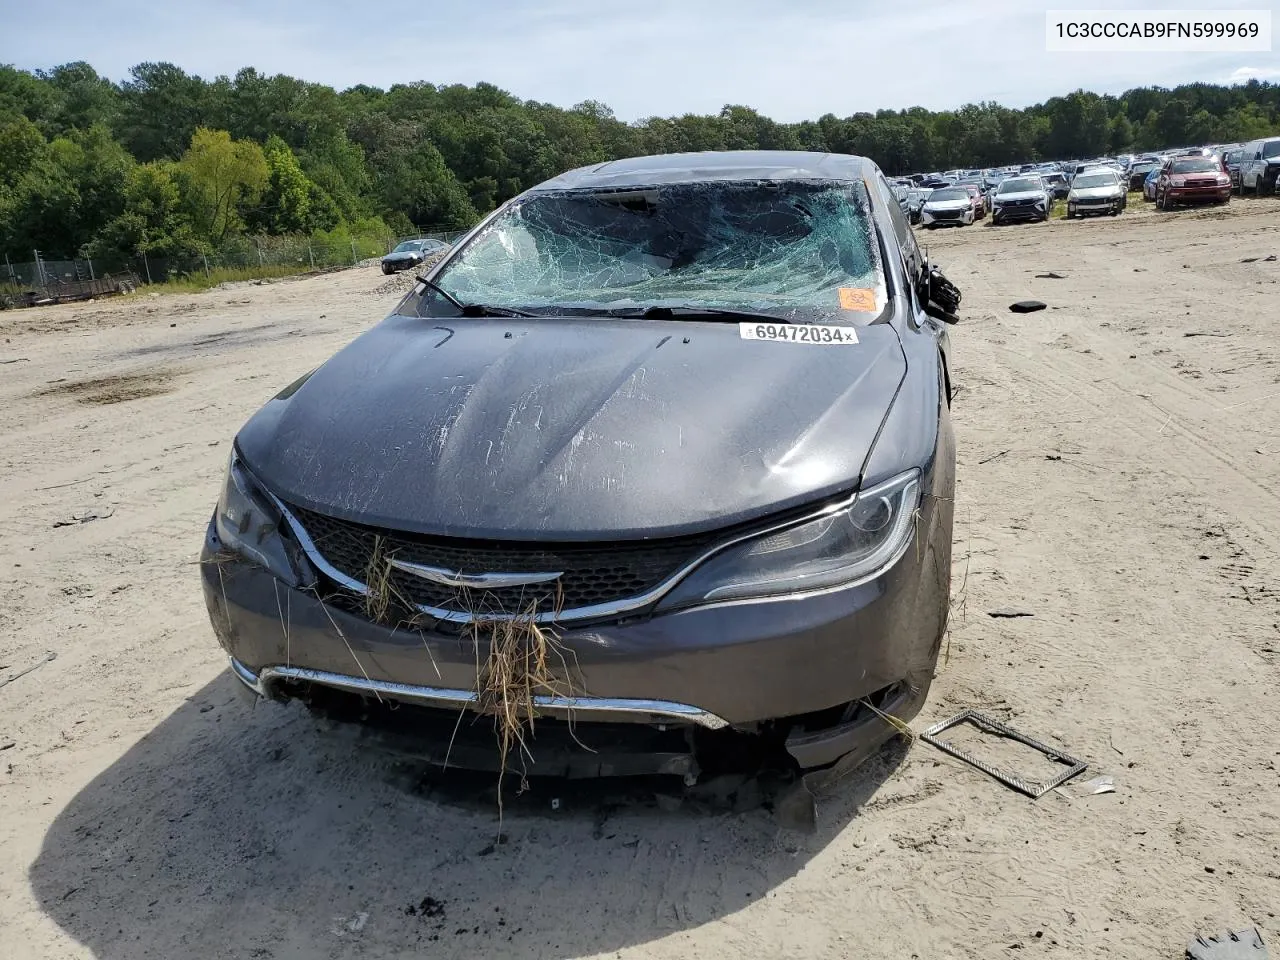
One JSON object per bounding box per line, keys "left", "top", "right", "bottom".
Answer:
{"left": 1041, "top": 172, "right": 1070, "bottom": 199}
{"left": 380, "top": 238, "right": 450, "bottom": 275}
{"left": 201, "top": 151, "right": 960, "bottom": 800}
{"left": 1126, "top": 161, "right": 1160, "bottom": 192}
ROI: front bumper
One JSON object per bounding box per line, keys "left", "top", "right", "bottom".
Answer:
{"left": 993, "top": 203, "right": 1047, "bottom": 222}
{"left": 922, "top": 210, "right": 970, "bottom": 226}
{"left": 381, "top": 257, "right": 422, "bottom": 272}
{"left": 1069, "top": 197, "right": 1122, "bottom": 215}
{"left": 1167, "top": 186, "right": 1231, "bottom": 203}
{"left": 201, "top": 487, "right": 951, "bottom": 776}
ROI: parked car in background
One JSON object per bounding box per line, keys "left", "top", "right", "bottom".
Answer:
{"left": 1221, "top": 147, "right": 1246, "bottom": 192}
{"left": 1143, "top": 167, "right": 1161, "bottom": 201}
{"left": 906, "top": 188, "right": 930, "bottom": 224}
{"left": 201, "top": 150, "right": 960, "bottom": 790}
{"left": 890, "top": 182, "right": 912, "bottom": 219}
{"left": 960, "top": 183, "right": 987, "bottom": 218}
{"left": 1041, "top": 172, "right": 1070, "bottom": 199}
{"left": 1155, "top": 154, "right": 1231, "bottom": 209}
{"left": 1066, "top": 169, "right": 1126, "bottom": 218}
{"left": 381, "top": 238, "right": 450, "bottom": 275}
{"left": 990, "top": 176, "right": 1051, "bottom": 224}
{"left": 1239, "top": 137, "right": 1280, "bottom": 194}
{"left": 921, "top": 186, "right": 977, "bottom": 227}
{"left": 1126, "top": 160, "right": 1160, "bottom": 192}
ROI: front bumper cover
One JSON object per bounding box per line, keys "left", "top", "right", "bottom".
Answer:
{"left": 201, "top": 482, "right": 950, "bottom": 775}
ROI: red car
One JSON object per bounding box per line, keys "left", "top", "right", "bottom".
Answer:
{"left": 960, "top": 184, "right": 986, "bottom": 218}
{"left": 1155, "top": 155, "right": 1232, "bottom": 210}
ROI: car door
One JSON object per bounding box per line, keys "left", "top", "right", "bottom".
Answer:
{"left": 874, "top": 172, "right": 951, "bottom": 401}
{"left": 1242, "top": 143, "right": 1261, "bottom": 187}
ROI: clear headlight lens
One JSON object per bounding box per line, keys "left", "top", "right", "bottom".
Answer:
{"left": 657, "top": 469, "right": 921, "bottom": 611}
{"left": 213, "top": 451, "right": 304, "bottom": 585}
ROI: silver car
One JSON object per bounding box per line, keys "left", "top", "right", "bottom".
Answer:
{"left": 991, "top": 176, "right": 1051, "bottom": 225}
{"left": 920, "top": 187, "right": 976, "bottom": 228}
{"left": 1066, "top": 170, "right": 1126, "bottom": 218}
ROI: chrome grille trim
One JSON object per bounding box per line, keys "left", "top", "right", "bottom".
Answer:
{"left": 263, "top": 485, "right": 861, "bottom": 625}
{"left": 229, "top": 657, "right": 730, "bottom": 729}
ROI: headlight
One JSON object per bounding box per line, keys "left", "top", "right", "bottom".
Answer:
{"left": 212, "top": 451, "right": 309, "bottom": 586}
{"left": 656, "top": 469, "right": 921, "bottom": 610}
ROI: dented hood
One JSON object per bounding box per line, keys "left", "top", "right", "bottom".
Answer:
{"left": 236, "top": 314, "right": 906, "bottom": 540}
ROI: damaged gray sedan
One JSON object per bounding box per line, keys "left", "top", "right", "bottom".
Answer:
{"left": 201, "top": 151, "right": 960, "bottom": 796}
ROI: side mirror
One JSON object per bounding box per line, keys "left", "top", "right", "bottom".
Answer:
{"left": 918, "top": 263, "right": 961, "bottom": 325}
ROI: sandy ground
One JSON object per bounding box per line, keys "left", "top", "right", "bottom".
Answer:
{"left": 2, "top": 197, "right": 1279, "bottom": 960}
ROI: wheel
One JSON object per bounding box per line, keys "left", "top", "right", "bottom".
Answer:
{"left": 1066, "top": 209, "right": 1075, "bottom": 219}
{"left": 381, "top": 264, "right": 392, "bottom": 275}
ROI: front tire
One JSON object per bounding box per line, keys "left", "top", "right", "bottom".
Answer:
{"left": 381, "top": 264, "right": 392, "bottom": 275}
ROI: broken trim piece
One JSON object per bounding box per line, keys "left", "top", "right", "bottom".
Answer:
{"left": 920, "top": 709, "right": 1088, "bottom": 798}
{"left": 228, "top": 657, "right": 731, "bottom": 730}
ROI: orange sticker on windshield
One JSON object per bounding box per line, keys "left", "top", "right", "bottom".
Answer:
{"left": 838, "top": 287, "right": 877, "bottom": 312}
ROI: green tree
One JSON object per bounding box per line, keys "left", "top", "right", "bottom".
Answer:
{"left": 175, "top": 127, "right": 268, "bottom": 243}
{"left": 1109, "top": 113, "right": 1135, "bottom": 153}
{"left": 119, "top": 62, "right": 212, "bottom": 161}
{"left": 38, "top": 62, "right": 121, "bottom": 133}
{"left": 257, "top": 134, "right": 313, "bottom": 233}
{"left": 0, "top": 116, "right": 47, "bottom": 188}
{"left": 86, "top": 161, "right": 205, "bottom": 264}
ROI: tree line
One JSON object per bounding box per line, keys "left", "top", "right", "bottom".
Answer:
{"left": 2, "top": 61, "right": 1277, "bottom": 265}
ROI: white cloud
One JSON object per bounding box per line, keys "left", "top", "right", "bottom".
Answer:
{"left": 1223, "top": 66, "right": 1280, "bottom": 84}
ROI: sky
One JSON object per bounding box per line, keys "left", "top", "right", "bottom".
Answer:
{"left": 3, "top": 0, "right": 1278, "bottom": 120}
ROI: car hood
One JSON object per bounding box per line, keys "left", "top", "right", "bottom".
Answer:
{"left": 1070, "top": 185, "right": 1122, "bottom": 199}
{"left": 236, "top": 313, "right": 908, "bottom": 540}
{"left": 925, "top": 199, "right": 970, "bottom": 210}
{"left": 383, "top": 251, "right": 424, "bottom": 260}
{"left": 995, "top": 190, "right": 1045, "bottom": 202}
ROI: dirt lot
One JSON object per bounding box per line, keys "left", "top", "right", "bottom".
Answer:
{"left": 2, "top": 198, "right": 1279, "bottom": 959}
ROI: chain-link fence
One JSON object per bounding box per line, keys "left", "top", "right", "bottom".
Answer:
{"left": 1, "top": 228, "right": 469, "bottom": 309}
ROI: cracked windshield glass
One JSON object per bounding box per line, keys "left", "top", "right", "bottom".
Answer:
{"left": 423, "top": 180, "right": 886, "bottom": 322}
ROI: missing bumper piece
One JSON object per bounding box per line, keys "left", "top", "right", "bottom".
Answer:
{"left": 920, "top": 709, "right": 1088, "bottom": 799}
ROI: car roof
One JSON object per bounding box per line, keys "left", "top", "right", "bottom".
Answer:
{"left": 527, "top": 151, "right": 879, "bottom": 192}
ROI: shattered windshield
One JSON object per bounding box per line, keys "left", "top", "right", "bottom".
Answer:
{"left": 426, "top": 180, "right": 886, "bottom": 321}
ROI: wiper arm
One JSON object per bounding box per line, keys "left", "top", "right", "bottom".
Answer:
{"left": 609, "top": 305, "right": 794, "bottom": 324}
{"left": 414, "top": 276, "right": 537, "bottom": 318}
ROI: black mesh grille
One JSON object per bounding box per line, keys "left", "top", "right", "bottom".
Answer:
{"left": 286, "top": 504, "right": 718, "bottom": 616}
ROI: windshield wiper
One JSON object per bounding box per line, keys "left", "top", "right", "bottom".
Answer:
{"left": 605, "top": 305, "right": 795, "bottom": 324}
{"left": 414, "top": 276, "right": 537, "bottom": 318}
